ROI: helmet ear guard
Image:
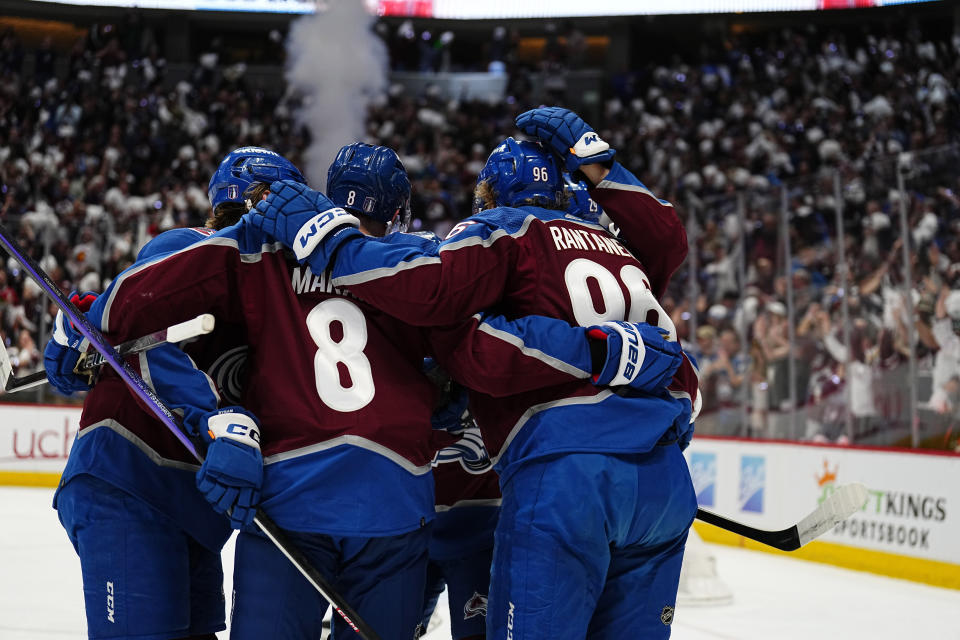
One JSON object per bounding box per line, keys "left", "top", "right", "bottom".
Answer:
{"left": 327, "top": 142, "right": 412, "bottom": 235}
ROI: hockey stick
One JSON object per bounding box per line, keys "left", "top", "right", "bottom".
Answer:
{"left": 0, "top": 224, "right": 380, "bottom": 640}
{"left": 0, "top": 314, "right": 216, "bottom": 393}
{"left": 695, "top": 482, "right": 868, "bottom": 551}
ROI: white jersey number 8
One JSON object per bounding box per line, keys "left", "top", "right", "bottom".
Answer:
{"left": 306, "top": 298, "right": 375, "bottom": 412}
{"left": 563, "top": 258, "right": 677, "bottom": 340}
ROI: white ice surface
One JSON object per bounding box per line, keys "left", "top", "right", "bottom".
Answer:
{"left": 2, "top": 486, "right": 958, "bottom": 639}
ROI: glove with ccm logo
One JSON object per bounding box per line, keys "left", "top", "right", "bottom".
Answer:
{"left": 195, "top": 407, "right": 263, "bottom": 529}
{"left": 516, "top": 107, "right": 616, "bottom": 173}
{"left": 248, "top": 180, "right": 362, "bottom": 272}
{"left": 588, "top": 321, "right": 682, "bottom": 394}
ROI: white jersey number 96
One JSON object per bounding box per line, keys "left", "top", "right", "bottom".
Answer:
{"left": 564, "top": 258, "right": 677, "bottom": 340}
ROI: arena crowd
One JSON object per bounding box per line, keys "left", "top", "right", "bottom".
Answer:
{"left": 1, "top": 16, "right": 958, "bottom": 446}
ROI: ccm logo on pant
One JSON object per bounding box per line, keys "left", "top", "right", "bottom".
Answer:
{"left": 106, "top": 581, "right": 115, "bottom": 623}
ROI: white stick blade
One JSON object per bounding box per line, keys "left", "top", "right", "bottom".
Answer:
{"left": 796, "top": 482, "right": 868, "bottom": 547}
{"left": 166, "top": 314, "right": 216, "bottom": 343}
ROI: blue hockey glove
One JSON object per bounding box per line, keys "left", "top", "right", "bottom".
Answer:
{"left": 431, "top": 381, "right": 472, "bottom": 433}
{"left": 588, "top": 321, "right": 682, "bottom": 393}
{"left": 43, "top": 291, "right": 98, "bottom": 395}
{"left": 423, "top": 357, "right": 473, "bottom": 433}
{"left": 515, "top": 107, "right": 616, "bottom": 173}
{"left": 195, "top": 407, "right": 263, "bottom": 529}
{"left": 248, "top": 180, "right": 362, "bottom": 271}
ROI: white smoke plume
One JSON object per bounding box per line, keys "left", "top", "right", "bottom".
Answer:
{"left": 285, "top": 0, "right": 387, "bottom": 190}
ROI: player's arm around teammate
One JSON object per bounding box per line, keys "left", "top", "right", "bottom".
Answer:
{"left": 42, "top": 147, "right": 301, "bottom": 640}
{"left": 250, "top": 128, "right": 698, "bottom": 639}
{"left": 317, "top": 143, "right": 687, "bottom": 640}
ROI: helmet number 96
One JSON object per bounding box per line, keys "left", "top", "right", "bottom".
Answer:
{"left": 532, "top": 166, "right": 550, "bottom": 182}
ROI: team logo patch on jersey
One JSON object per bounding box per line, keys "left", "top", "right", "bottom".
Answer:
{"left": 208, "top": 346, "right": 249, "bottom": 406}
{"left": 463, "top": 592, "right": 488, "bottom": 620}
{"left": 227, "top": 184, "right": 239, "bottom": 200}
{"left": 660, "top": 605, "right": 674, "bottom": 626}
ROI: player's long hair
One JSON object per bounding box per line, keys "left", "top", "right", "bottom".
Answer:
{"left": 206, "top": 181, "right": 275, "bottom": 230}
{"left": 473, "top": 179, "right": 569, "bottom": 213}
{"left": 206, "top": 202, "right": 246, "bottom": 230}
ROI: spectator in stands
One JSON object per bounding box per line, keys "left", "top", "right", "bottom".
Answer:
{"left": 922, "top": 287, "right": 960, "bottom": 415}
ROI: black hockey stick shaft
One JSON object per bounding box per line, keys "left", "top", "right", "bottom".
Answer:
{"left": 0, "top": 224, "right": 380, "bottom": 640}
{"left": 694, "top": 482, "right": 867, "bottom": 552}
{"left": 696, "top": 508, "right": 800, "bottom": 551}
{"left": 4, "top": 315, "right": 215, "bottom": 393}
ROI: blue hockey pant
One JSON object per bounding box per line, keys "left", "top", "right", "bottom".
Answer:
{"left": 230, "top": 526, "right": 429, "bottom": 640}
{"left": 56, "top": 475, "right": 226, "bottom": 640}
{"left": 486, "top": 446, "right": 697, "bottom": 639}
{"left": 422, "top": 545, "right": 494, "bottom": 639}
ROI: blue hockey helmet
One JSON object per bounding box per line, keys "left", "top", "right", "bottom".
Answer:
{"left": 564, "top": 173, "right": 603, "bottom": 224}
{"left": 208, "top": 147, "right": 306, "bottom": 210}
{"left": 327, "top": 142, "right": 411, "bottom": 234}
{"left": 475, "top": 137, "right": 563, "bottom": 211}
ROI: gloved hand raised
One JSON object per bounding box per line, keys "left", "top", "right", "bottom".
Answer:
{"left": 194, "top": 407, "right": 263, "bottom": 529}
{"left": 43, "top": 290, "right": 98, "bottom": 395}
{"left": 247, "top": 180, "right": 361, "bottom": 271}
{"left": 516, "top": 107, "right": 616, "bottom": 173}
{"left": 588, "top": 321, "right": 682, "bottom": 394}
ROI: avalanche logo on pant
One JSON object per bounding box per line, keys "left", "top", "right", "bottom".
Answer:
{"left": 463, "top": 591, "right": 488, "bottom": 620}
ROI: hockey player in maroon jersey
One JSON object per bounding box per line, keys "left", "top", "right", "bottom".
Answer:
{"left": 323, "top": 144, "right": 501, "bottom": 640}
{"left": 80, "top": 139, "right": 683, "bottom": 639}
{"left": 43, "top": 147, "right": 304, "bottom": 640}
{"left": 249, "top": 107, "right": 700, "bottom": 638}
{"left": 323, "top": 144, "right": 501, "bottom": 638}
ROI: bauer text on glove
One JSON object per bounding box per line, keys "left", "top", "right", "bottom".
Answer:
{"left": 588, "top": 321, "right": 682, "bottom": 393}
